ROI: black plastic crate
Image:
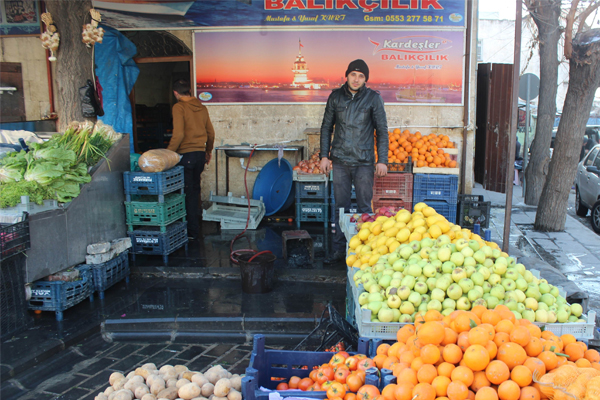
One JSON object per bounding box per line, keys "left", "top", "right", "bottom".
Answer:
{"left": 124, "top": 166, "right": 184, "bottom": 202}
{"left": 458, "top": 195, "right": 491, "bottom": 229}
{"left": 295, "top": 202, "right": 329, "bottom": 228}
{"left": 0, "top": 212, "right": 30, "bottom": 262}
{"left": 295, "top": 181, "right": 329, "bottom": 200}
{"left": 28, "top": 265, "right": 94, "bottom": 321}
{"left": 89, "top": 251, "right": 130, "bottom": 300}
{"left": 1, "top": 253, "right": 32, "bottom": 340}
{"left": 128, "top": 221, "right": 189, "bottom": 264}
{"left": 413, "top": 173, "right": 459, "bottom": 204}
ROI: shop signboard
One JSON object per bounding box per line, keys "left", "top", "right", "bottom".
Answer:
{"left": 94, "top": 0, "right": 466, "bottom": 30}
{"left": 0, "top": 0, "right": 40, "bottom": 36}
{"left": 194, "top": 29, "right": 465, "bottom": 105}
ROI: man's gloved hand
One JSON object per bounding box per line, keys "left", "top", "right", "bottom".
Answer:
{"left": 375, "top": 163, "right": 387, "bottom": 177}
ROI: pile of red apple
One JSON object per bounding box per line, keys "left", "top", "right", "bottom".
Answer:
{"left": 292, "top": 152, "right": 324, "bottom": 174}
{"left": 350, "top": 206, "right": 405, "bottom": 226}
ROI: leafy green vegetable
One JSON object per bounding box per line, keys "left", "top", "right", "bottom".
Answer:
{"left": 33, "top": 147, "right": 76, "bottom": 166}
{"left": 0, "top": 165, "right": 24, "bottom": 183}
{"left": 23, "top": 162, "right": 64, "bottom": 185}
{"left": 52, "top": 182, "right": 81, "bottom": 203}
{"left": 0, "top": 181, "right": 54, "bottom": 208}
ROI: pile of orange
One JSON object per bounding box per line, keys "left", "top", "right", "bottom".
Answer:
{"left": 372, "top": 305, "right": 600, "bottom": 400}
{"left": 377, "top": 129, "right": 457, "bottom": 169}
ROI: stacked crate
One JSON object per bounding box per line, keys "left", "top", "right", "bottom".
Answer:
{"left": 293, "top": 171, "right": 329, "bottom": 228}
{"left": 372, "top": 161, "right": 414, "bottom": 212}
{"left": 412, "top": 174, "right": 459, "bottom": 222}
{"left": 330, "top": 183, "right": 357, "bottom": 225}
{"left": 123, "top": 166, "right": 189, "bottom": 263}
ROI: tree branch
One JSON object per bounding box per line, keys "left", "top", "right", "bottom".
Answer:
{"left": 565, "top": 0, "right": 581, "bottom": 59}
{"left": 576, "top": 0, "right": 600, "bottom": 35}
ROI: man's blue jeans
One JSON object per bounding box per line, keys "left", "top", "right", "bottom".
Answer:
{"left": 332, "top": 163, "right": 375, "bottom": 253}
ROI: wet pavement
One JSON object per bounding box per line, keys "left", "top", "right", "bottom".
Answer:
{"left": 3, "top": 185, "right": 600, "bottom": 399}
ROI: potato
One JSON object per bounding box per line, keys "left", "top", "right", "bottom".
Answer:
{"left": 182, "top": 372, "right": 196, "bottom": 381}
{"left": 151, "top": 379, "right": 166, "bottom": 395}
{"left": 136, "top": 368, "right": 151, "bottom": 379}
{"left": 229, "top": 376, "right": 241, "bottom": 392}
{"left": 141, "top": 394, "right": 157, "bottom": 400}
{"left": 105, "top": 387, "right": 116, "bottom": 396}
{"left": 176, "top": 379, "right": 191, "bottom": 389}
{"left": 227, "top": 389, "right": 241, "bottom": 400}
{"left": 191, "top": 397, "right": 210, "bottom": 400}
{"left": 114, "top": 378, "right": 128, "bottom": 391}
{"left": 191, "top": 374, "right": 208, "bottom": 387}
{"left": 178, "top": 383, "right": 201, "bottom": 400}
{"left": 110, "top": 373, "right": 126, "bottom": 386}
{"left": 125, "top": 380, "right": 143, "bottom": 392}
{"left": 146, "top": 374, "right": 161, "bottom": 387}
{"left": 201, "top": 383, "right": 214, "bottom": 397}
{"left": 135, "top": 385, "right": 150, "bottom": 399}
{"left": 96, "top": 394, "right": 109, "bottom": 400}
{"left": 174, "top": 365, "right": 189, "bottom": 375}
{"left": 128, "top": 371, "right": 137, "bottom": 379}
{"left": 114, "top": 389, "right": 134, "bottom": 400}
{"left": 212, "top": 396, "right": 228, "bottom": 400}
{"left": 213, "top": 379, "right": 231, "bottom": 397}
{"left": 167, "top": 378, "right": 178, "bottom": 388}
{"left": 142, "top": 363, "right": 158, "bottom": 371}
{"left": 160, "top": 365, "right": 176, "bottom": 375}
{"left": 157, "top": 386, "right": 179, "bottom": 400}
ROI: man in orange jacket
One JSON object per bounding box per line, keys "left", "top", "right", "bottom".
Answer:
{"left": 167, "top": 79, "right": 215, "bottom": 240}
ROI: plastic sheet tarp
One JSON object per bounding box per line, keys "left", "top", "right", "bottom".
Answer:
{"left": 95, "top": 26, "right": 139, "bottom": 153}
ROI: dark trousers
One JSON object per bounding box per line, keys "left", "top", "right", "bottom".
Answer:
{"left": 332, "top": 163, "right": 374, "bottom": 253}
{"left": 178, "top": 151, "right": 205, "bottom": 237}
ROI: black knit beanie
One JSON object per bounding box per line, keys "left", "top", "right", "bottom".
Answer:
{"left": 345, "top": 59, "right": 369, "bottom": 82}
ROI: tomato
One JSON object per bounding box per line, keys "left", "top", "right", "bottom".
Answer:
{"left": 345, "top": 356, "right": 359, "bottom": 371}
{"left": 312, "top": 382, "right": 322, "bottom": 391}
{"left": 293, "top": 166, "right": 301, "bottom": 171}
{"left": 298, "top": 377, "right": 314, "bottom": 391}
{"left": 322, "top": 381, "right": 334, "bottom": 391}
{"left": 276, "top": 382, "right": 289, "bottom": 390}
{"left": 356, "top": 385, "right": 381, "bottom": 400}
{"left": 309, "top": 369, "right": 319, "bottom": 382}
{"left": 345, "top": 393, "right": 357, "bottom": 400}
{"left": 355, "top": 354, "right": 367, "bottom": 360}
{"left": 357, "top": 358, "right": 376, "bottom": 371}
{"left": 334, "top": 367, "right": 351, "bottom": 384}
{"left": 327, "top": 382, "right": 347, "bottom": 399}
{"left": 317, "top": 365, "right": 335, "bottom": 384}
{"left": 330, "top": 353, "right": 347, "bottom": 367}
{"left": 288, "top": 376, "right": 301, "bottom": 389}
{"left": 337, "top": 351, "right": 350, "bottom": 359}
{"left": 346, "top": 374, "right": 364, "bottom": 392}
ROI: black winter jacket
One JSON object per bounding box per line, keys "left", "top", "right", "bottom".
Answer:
{"left": 320, "top": 83, "right": 388, "bottom": 166}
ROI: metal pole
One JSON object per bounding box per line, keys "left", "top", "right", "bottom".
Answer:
{"left": 522, "top": 76, "right": 530, "bottom": 197}
{"left": 503, "top": 0, "right": 522, "bottom": 253}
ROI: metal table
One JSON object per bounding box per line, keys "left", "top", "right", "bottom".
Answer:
{"left": 214, "top": 145, "right": 304, "bottom": 196}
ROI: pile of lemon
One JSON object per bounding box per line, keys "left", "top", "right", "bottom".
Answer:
{"left": 346, "top": 202, "right": 500, "bottom": 269}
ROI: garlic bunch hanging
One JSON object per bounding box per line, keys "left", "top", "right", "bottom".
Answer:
{"left": 82, "top": 9, "right": 104, "bottom": 48}
{"left": 40, "top": 13, "right": 59, "bottom": 61}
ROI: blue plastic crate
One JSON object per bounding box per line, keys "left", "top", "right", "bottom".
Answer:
{"left": 424, "top": 200, "right": 457, "bottom": 223}
{"left": 241, "top": 335, "right": 376, "bottom": 400}
{"left": 413, "top": 173, "right": 458, "bottom": 204}
{"left": 28, "top": 265, "right": 94, "bottom": 321}
{"left": 88, "top": 251, "right": 130, "bottom": 300}
{"left": 123, "top": 166, "right": 184, "bottom": 202}
{"left": 330, "top": 201, "right": 358, "bottom": 223}
{"left": 128, "top": 221, "right": 189, "bottom": 264}
{"left": 295, "top": 181, "right": 329, "bottom": 200}
{"left": 295, "top": 202, "right": 329, "bottom": 228}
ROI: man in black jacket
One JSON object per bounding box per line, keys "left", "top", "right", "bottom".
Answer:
{"left": 319, "top": 59, "right": 389, "bottom": 264}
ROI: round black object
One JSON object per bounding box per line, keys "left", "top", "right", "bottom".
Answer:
{"left": 238, "top": 252, "right": 276, "bottom": 294}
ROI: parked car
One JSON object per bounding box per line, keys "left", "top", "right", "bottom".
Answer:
{"left": 575, "top": 144, "right": 600, "bottom": 233}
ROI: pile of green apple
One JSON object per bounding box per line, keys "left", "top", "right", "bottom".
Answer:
{"left": 352, "top": 234, "right": 586, "bottom": 324}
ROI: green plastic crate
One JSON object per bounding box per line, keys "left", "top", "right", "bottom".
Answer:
{"left": 125, "top": 193, "right": 186, "bottom": 232}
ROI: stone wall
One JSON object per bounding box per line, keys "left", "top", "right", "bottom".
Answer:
{"left": 0, "top": 36, "right": 51, "bottom": 121}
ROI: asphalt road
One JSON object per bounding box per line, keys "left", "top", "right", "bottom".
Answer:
{"left": 566, "top": 189, "right": 597, "bottom": 235}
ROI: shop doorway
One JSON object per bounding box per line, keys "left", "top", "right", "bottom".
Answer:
{"left": 123, "top": 31, "right": 193, "bottom": 153}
